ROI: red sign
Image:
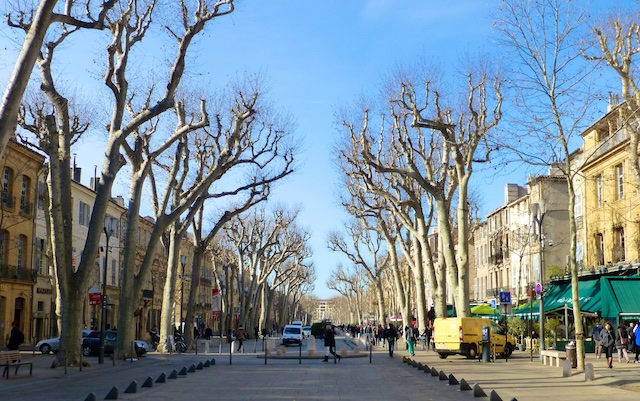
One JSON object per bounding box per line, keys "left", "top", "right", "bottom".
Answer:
{"left": 89, "top": 292, "right": 102, "bottom": 306}
{"left": 212, "top": 311, "right": 220, "bottom": 317}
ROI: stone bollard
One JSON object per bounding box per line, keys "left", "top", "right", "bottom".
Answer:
{"left": 231, "top": 341, "right": 236, "bottom": 353}
{"left": 307, "top": 349, "right": 316, "bottom": 357}
{"left": 203, "top": 340, "right": 210, "bottom": 353}
{"left": 307, "top": 335, "right": 316, "bottom": 351}
{"left": 562, "top": 359, "right": 571, "bottom": 377}
{"left": 585, "top": 363, "right": 595, "bottom": 381}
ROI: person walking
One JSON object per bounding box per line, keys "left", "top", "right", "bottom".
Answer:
{"left": 6, "top": 320, "right": 24, "bottom": 351}
{"left": 634, "top": 321, "right": 640, "bottom": 363}
{"left": 616, "top": 322, "right": 630, "bottom": 363}
{"left": 385, "top": 323, "right": 398, "bottom": 357}
{"left": 406, "top": 323, "right": 418, "bottom": 357}
{"left": 599, "top": 322, "right": 615, "bottom": 369}
{"left": 323, "top": 325, "right": 340, "bottom": 362}
{"left": 425, "top": 321, "right": 433, "bottom": 351}
{"left": 591, "top": 321, "right": 603, "bottom": 358}
{"left": 236, "top": 325, "right": 245, "bottom": 352}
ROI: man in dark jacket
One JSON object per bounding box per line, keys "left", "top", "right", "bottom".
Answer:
{"left": 385, "top": 324, "right": 398, "bottom": 357}
{"left": 7, "top": 320, "right": 24, "bottom": 350}
{"left": 323, "top": 325, "right": 341, "bottom": 362}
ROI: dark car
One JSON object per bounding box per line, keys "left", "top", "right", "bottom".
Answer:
{"left": 82, "top": 330, "right": 148, "bottom": 357}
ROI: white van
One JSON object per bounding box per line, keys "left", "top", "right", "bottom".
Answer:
{"left": 282, "top": 325, "right": 303, "bottom": 345}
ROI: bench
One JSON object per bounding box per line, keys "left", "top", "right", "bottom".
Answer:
{"left": 0, "top": 351, "right": 33, "bottom": 379}
{"left": 540, "top": 349, "right": 566, "bottom": 367}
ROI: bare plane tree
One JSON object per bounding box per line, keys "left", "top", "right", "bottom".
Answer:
{"left": 495, "top": 0, "right": 601, "bottom": 370}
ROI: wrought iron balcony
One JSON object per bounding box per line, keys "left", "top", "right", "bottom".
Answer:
{"left": 0, "top": 263, "right": 37, "bottom": 282}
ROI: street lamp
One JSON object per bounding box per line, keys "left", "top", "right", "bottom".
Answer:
{"left": 99, "top": 215, "right": 116, "bottom": 364}
{"left": 179, "top": 255, "right": 187, "bottom": 333}
{"left": 531, "top": 200, "right": 546, "bottom": 358}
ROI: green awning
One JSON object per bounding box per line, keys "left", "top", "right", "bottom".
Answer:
{"left": 600, "top": 277, "right": 640, "bottom": 320}
{"left": 542, "top": 279, "right": 600, "bottom": 314}
{"left": 512, "top": 301, "right": 539, "bottom": 319}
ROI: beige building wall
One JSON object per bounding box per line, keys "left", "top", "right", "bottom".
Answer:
{"left": 0, "top": 140, "right": 44, "bottom": 344}
{"left": 580, "top": 103, "right": 640, "bottom": 268}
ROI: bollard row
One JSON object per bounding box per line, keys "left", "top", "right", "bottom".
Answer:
{"left": 402, "top": 356, "right": 518, "bottom": 401}
{"left": 83, "top": 357, "right": 216, "bottom": 401}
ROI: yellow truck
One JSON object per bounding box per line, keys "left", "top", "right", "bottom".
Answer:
{"left": 433, "top": 317, "right": 515, "bottom": 359}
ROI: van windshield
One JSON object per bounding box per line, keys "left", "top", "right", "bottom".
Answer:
{"left": 285, "top": 327, "right": 301, "bottom": 334}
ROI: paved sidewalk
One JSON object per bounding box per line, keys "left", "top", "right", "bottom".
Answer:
{"left": 396, "top": 344, "right": 640, "bottom": 400}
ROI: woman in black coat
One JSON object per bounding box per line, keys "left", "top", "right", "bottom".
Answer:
{"left": 323, "top": 325, "right": 341, "bottom": 362}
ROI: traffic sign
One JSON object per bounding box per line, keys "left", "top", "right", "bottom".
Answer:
{"left": 535, "top": 283, "right": 542, "bottom": 294}
{"left": 491, "top": 299, "right": 497, "bottom": 309}
{"left": 499, "top": 291, "right": 511, "bottom": 304}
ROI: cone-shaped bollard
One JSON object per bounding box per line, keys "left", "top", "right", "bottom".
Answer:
{"left": 178, "top": 367, "right": 188, "bottom": 376}
{"left": 188, "top": 364, "right": 196, "bottom": 373}
{"left": 460, "top": 378, "right": 472, "bottom": 391}
{"left": 473, "top": 383, "right": 487, "bottom": 397}
{"left": 156, "top": 373, "right": 167, "bottom": 383}
{"left": 168, "top": 369, "right": 178, "bottom": 379}
{"left": 104, "top": 386, "right": 119, "bottom": 400}
{"left": 439, "top": 370, "right": 448, "bottom": 381}
{"left": 489, "top": 390, "right": 503, "bottom": 401}
{"left": 124, "top": 381, "right": 137, "bottom": 394}
{"left": 196, "top": 362, "right": 204, "bottom": 370}
{"left": 210, "top": 358, "right": 216, "bottom": 365}
{"left": 203, "top": 360, "right": 210, "bottom": 367}
{"left": 430, "top": 367, "right": 438, "bottom": 376}
{"left": 422, "top": 363, "right": 430, "bottom": 372}
{"left": 84, "top": 393, "right": 96, "bottom": 401}
{"left": 417, "top": 362, "right": 424, "bottom": 370}
{"left": 142, "top": 377, "right": 154, "bottom": 388}
{"left": 448, "top": 374, "right": 459, "bottom": 386}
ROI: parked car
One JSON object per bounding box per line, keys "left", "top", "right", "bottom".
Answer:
{"left": 302, "top": 326, "right": 312, "bottom": 338}
{"left": 36, "top": 330, "right": 93, "bottom": 354}
{"left": 282, "top": 324, "right": 303, "bottom": 346}
{"left": 81, "top": 330, "right": 148, "bottom": 357}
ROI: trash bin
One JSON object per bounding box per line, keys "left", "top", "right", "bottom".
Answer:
{"left": 565, "top": 342, "right": 577, "bottom": 368}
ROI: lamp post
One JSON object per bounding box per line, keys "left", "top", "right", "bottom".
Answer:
{"left": 531, "top": 200, "right": 546, "bottom": 358}
{"left": 179, "top": 255, "right": 187, "bottom": 333}
{"left": 99, "top": 215, "right": 115, "bottom": 364}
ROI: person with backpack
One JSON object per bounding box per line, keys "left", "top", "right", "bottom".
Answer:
{"left": 616, "top": 322, "right": 630, "bottom": 363}
{"left": 406, "top": 323, "right": 419, "bottom": 357}
{"left": 7, "top": 320, "right": 24, "bottom": 351}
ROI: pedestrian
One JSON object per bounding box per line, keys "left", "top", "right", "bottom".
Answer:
{"left": 323, "top": 325, "right": 341, "bottom": 362}
{"left": 616, "top": 322, "right": 630, "bottom": 363}
{"left": 424, "top": 321, "right": 433, "bottom": 351}
{"left": 6, "top": 320, "right": 24, "bottom": 351}
{"left": 384, "top": 323, "right": 398, "bottom": 357}
{"left": 599, "top": 321, "right": 615, "bottom": 369}
{"left": 627, "top": 321, "right": 635, "bottom": 361}
{"left": 236, "top": 325, "right": 245, "bottom": 352}
{"left": 406, "top": 323, "right": 418, "bottom": 357}
{"left": 591, "top": 321, "right": 603, "bottom": 358}
{"left": 634, "top": 321, "right": 640, "bottom": 363}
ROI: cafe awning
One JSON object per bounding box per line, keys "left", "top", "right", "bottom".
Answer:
{"left": 542, "top": 278, "right": 601, "bottom": 314}
{"left": 599, "top": 276, "right": 640, "bottom": 321}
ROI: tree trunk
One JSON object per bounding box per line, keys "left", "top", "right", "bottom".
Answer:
{"left": 158, "top": 223, "right": 181, "bottom": 352}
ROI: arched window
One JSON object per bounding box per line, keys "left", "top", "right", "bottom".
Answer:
{"left": 20, "top": 175, "right": 31, "bottom": 214}
{"left": 17, "top": 234, "right": 27, "bottom": 269}
{"left": 2, "top": 167, "right": 13, "bottom": 207}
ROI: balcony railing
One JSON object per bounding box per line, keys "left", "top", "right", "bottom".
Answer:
{"left": 0, "top": 263, "right": 37, "bottom": 282}
{"left": 19, "top": 201, "right": 33, "bottom": 217}
{"left": 2, "top": 194, "right": 15, "bottom": 209}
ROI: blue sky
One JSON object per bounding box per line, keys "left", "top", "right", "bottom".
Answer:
{"left": 1, "top": 1, "right": 623, "bottom": 299}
